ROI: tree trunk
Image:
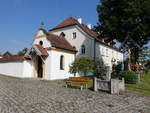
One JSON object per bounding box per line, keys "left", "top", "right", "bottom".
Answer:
{"left": 128, "top": 48, "right": 131, "bottom": 71}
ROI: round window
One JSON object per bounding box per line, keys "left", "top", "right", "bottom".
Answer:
{"left": 39, "top": 41, "right": 43, "bottom": 46}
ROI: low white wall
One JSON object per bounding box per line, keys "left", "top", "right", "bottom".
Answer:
{"left": 0, "top": 60, "right": 34, "bottom": 78}
{"left": 23, "top": 60, "right": 34, "bottom": 78}
{"left": 45, "top": 50, "right": 75, "bottom": 80}
{"left": 0, "top": 61, "right": 24, "bottom": 77}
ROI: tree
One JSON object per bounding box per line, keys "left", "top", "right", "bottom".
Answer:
{"left": 95, "top": 0, "right": 150, "bottom": 70}
{"left": 69, "top": 57, "right": 93, "bottom": 76}
{"left": 93, "top": 60, "right": 109, "bottom": 80}
{"left": 17, "top": 48, "right": 28, "bottom": 56}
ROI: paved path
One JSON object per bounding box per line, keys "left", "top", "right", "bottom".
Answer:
{"left": 0, "top": 75, "right": 149, "bottom": 113}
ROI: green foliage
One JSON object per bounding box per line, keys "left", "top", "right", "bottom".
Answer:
{"left": 145, "top": 61, "right": 150, "bottom": 69}
{"left": 111, "top": 62, "right": 128, "bottom": 79}
{"left": 126, "top": 73, "right": 150, "bottom": 96}
{"left": 93, "top": 60, "right": 109, "bottom": 79}
{"left": 96, "top": 0, "right": 150, "bottom": 63}
{"left": 112, "top": 62, "right": 122, "bottom": 73}
{"left": 144, "top": 68, "right": 150, "bottom": 74}
{"left": 69, "top": 57, "right": 93, "bottom": 76}
{"left": 111, "top": 63, "right": 122, "bottom": 78}
{"left": 96, "top": 0, "right": 150, "bottom": 45}
{"left": 17, "top": 48, "right": 28, "bottom": 56}
{"left": 120, "top": 71, "right": 137, "bottom": 83}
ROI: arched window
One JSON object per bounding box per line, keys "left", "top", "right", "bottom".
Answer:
{"left": 81, "top": 45, "right": 85, "bottom": 54}
{"left": 39, "top": 41, "right": 43, "bottom": 46}
{"left": 60, "top": 55, "right": 64, "bottom": 70}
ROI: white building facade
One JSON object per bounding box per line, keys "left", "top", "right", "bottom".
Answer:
{"left": 0, "top": 28, "right": 76, "bottom": 80}
{"left": 49, "top": 17, "right": 123, "bottom": 68}
{"left": 0, "top": 17, "right": 123, "bottom": 80}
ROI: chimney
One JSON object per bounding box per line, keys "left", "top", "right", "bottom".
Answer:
{"left": 87, "top": 23, "right": 92, "bottom": 29}
{"left": 77, "top": 16, "right": 82, "bottom": 24}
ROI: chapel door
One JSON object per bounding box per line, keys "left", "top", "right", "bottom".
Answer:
{"left": 37, "top": 56, "right": 43, "bottom": 78}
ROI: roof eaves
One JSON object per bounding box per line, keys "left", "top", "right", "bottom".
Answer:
{"left": 52, "top": 46, "right": 78, "bottom": 53}
{"left": 95, "top": 39, "right": 122, "bottom": 53}
{"left": 0, "top": 56, "right": 31, "bottom": 62}
{"left": 49, "top": 24, "right": 77, "bottom": 31}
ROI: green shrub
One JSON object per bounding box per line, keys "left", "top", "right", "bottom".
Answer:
{"left": 69, "top": 57, "right": 93, "bottom": 76}
{"left": 144, "top": 68, "right": 150, "bottom": 74}
{"left": 111, "top": 62, "right": 125, "bottom": 78}
{"left": 111, "top": 73, "right": 121, "bottom": 79}
{"left": 112, "top": 62, "right": 122, "bottom": 74}
{"left": 93, "top": 60, "right": 108, "bottom": 80}
{"left": 120, "top": 71, "right": 137, "bottom": 83}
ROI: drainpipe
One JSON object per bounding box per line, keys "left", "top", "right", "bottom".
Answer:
{"left": 94, "top": 39, "right": 96, "bottom": 61}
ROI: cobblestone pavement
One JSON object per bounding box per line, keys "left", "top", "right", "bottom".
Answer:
{"left": 0, "top": 75, "right": 149, "bottom": 113}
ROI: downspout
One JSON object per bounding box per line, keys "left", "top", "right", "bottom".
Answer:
{"left": 94, "top": 39, "right": 96, "bottom": 61}
{"left": 74, "top": 51, "right": 77, "bottom": 77}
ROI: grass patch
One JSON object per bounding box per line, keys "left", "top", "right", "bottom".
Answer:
{"left": 126, "top": 73, "right": 150, "bottom": 96}
{"left": 87, "top": 79, "right": 93, "bottom": 88}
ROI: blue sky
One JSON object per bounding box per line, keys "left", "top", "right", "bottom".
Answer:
{"left": 0, "top": 0, "right": 99, "bottom": 54}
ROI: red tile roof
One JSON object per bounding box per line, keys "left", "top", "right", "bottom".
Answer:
{"left": 3, "top": 51, "right": 12, "bottom": 57}
{"left": 49, "top": 17, "right": 99, "bottom": 40}
{"left": 35, "top": 44, "right": 49, "bottom": 56}
{"left": 0, "top": 56, "right": 31, "bottom": 62}
{"left": 47, "top": 33, "right": 77, "bottom": 52}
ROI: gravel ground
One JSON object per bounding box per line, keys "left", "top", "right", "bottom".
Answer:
{"left": 0, "top": 75, "right": 149, "bottom": 113}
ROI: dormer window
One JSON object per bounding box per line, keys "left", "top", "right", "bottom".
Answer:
{"left": 72, "top": 32, "right": 76, "bottom": 39}
{"left": 39, "top": 41, "right": 43, "bottom": 46}
{"left": 81, "top": 45, "right": 85, "bottom": 54}
{"left": 60, "top": 32, "right": 66, "bottom": 37}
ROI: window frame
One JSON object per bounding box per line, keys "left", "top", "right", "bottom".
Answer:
{"left": 72, "top": 32, "right": 76, "bottom": 39}
{"left": 81, "top": 45, "right": 86, "bottom": 54}
{"left": 60, "top": 55, "right": 64, "bottom": 70}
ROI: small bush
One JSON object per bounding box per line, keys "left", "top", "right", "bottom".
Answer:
{"left": 112, "top": 62, "right": 122, "bottom": 74}
{"left": 120, "top": 71, "right": 137, "bottom": 83}
{"left": 93, "top": 60, "right": 109, "bottom": 80}
{"left": 111, "top": 73, "right": 121, "bottom": 79}
{"left": 69, "top": 57, "right": 93, "bottom": 76}
{"left": 143, "top": 68, "right": 150, "bottom": 74}
{"left": 111, "top": 62, "right": 125, "bottom": 78}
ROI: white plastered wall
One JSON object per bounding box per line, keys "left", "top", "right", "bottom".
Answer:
{"left": 0, "top": 60, "right": 34, "bottom": 78}
{"left": 33, "top": 37, "right": 51, "bottom": 48}
{"left": 49, "top": 26, "right": 95, "bottom": 59}
{"left": 96, "top": 42, "right": 124, "bottom": 69}
{"left": 44, "top": 50, "right": 75, "bottom": 80}
{"left": 23, "top": 60, "right": 34, "bottom": 78}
